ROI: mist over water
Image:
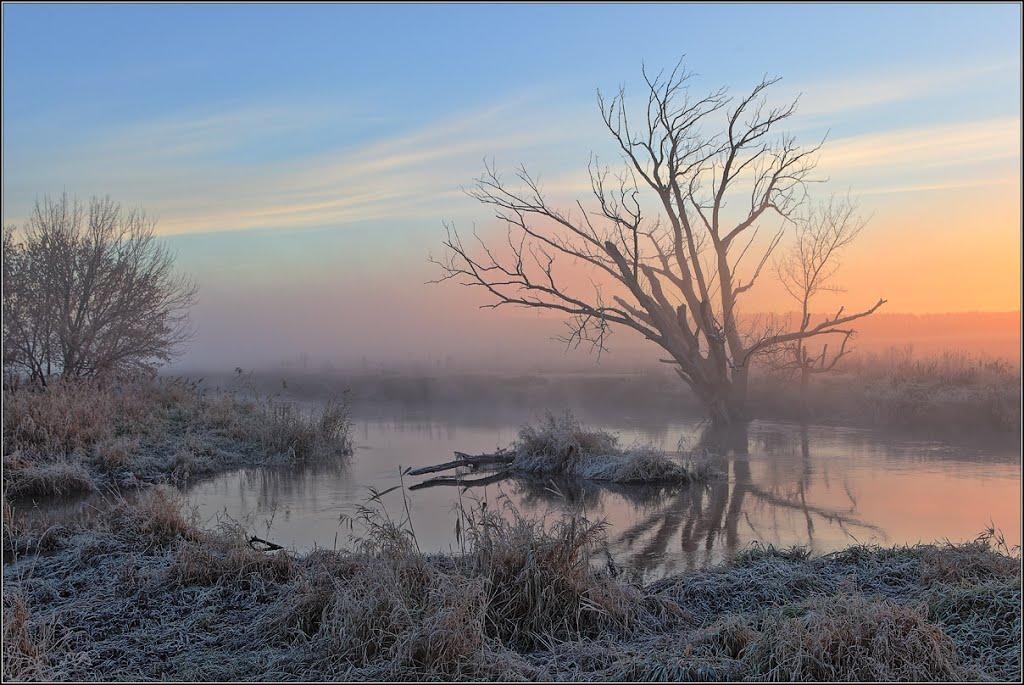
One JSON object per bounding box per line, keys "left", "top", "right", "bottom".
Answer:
{"left": 171, "top": 400, "right": 1020, "bottom": 579}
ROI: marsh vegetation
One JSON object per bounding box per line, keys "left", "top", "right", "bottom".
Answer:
{"left": 3, "top": 488, "right": 1019, "bottom": 681}
{"left": 410, "top": 411, "right": 713, "bottom": 490}
{"left": 226, "top": 347, "right": 1022, "bottom": 438}
{"left": 2, "top": 376, "right": 352, "bottom": 499}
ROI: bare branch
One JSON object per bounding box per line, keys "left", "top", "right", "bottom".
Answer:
{"left": 432, "top": 62, "right": 884, "bottom": 427}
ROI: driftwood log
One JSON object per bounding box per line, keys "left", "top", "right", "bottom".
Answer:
{"left": 408, "top": 450, "right": 515, "bottom": 490}
{"left": 406, "top": 451, "right": 513, "bottom": 477}
{"left": 409, "top": 468, "right": 513, "bottom": 491}
{"left": 248, "top": 535, "right": 285, "bottom": 552}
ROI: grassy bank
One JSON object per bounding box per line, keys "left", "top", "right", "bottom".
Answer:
{"left": 751, "top": 351, "right": 1021, "bottom": 433}
{"left": 2, "top": 376, "right": 352, "bottom": 499}
{"left": 3, "top": 491, "right": 1019, "bottom": 681}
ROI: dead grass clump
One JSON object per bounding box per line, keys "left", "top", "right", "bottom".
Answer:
{"left": 915, "top": 539, "right": 1021, "bottom": 586}
{"left": 199, "top": 391, "right": 252, "bottom": 434}
{"left": 1, "top": 593, "right": 79, "bottom": 682}
{"left": 168, "top": 537, "right": 296, "bottom": 588}
{"left": 2, "top": 379, "right": 119, "bottom": 455}
{"left": 2, "top": 460, "right": 95, "bottom": 498}
{"left": 689, "top": 614, "right": 760, "bottom": 660}
{"left": 281, "top": 550, "right": 505, "bottom": 680}
{"left": 328, "top": 561, "right": 484, "bottom": 674}
{"left": 511, "top": 411, "right": 701, "bottom": 484}
{"left": 100, "top": 487, "right": 199, "bottom": 547}
{"left": 650, "top": 615, "right": 758, "bottom": 680}
{"left": 514, "top": 411, "right": 619, "bottom": 473}
{"left": 744, "top": 594, "right": 963, "bottom": 681}
{"left": 268, "top": 554, "right": 354, "bottom": 639}
{"left": 402, "top": 573, "right": 488, "bottom": 674}
{"left": 816, "top": 539, "right": 1021, "bottom": 601}
{"left": 253, "top": 396, "right": 352, "bottom": 461}
{"left": 92, "top": 436, "right": 140, "bottom": 472}
{"left": 463, "top": 505, "right": 663, "bottom": 649}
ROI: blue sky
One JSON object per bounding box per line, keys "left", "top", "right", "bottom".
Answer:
{"left": 2, "top": 3, "right": 1020, "bottom": 367}
{"left": 4, "top": 3, "right": 1019, "bottom": 230}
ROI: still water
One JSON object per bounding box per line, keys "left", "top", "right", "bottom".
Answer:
{"left": 179, "top": 404, "right": 1020, "bottom": 579}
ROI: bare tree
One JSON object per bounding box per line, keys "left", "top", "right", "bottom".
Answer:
{"left": 433, "top": 62, "right": 884, "bottom": 428}
{"left": 773, "top": 196, "right": 870, "bottom": 412}
{"left": 2, "top": 195, "right": 197, "bottom": 384}
{"left": 3, "top": 225, "right": 55, "bottom": 383}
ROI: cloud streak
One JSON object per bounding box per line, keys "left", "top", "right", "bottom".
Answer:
{"left": 2, "top": 64, "right": 1019, "bottom": 239}
{"left": 819, "top": 116, "right": 1020, "bottom": 173}
{"left": 788, "top": 61, "right": 1016, "bottom": 119}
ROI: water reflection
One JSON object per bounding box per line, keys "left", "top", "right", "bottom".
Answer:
{"left": 13, "top": 406, "right": 1020, "bottom": 579}
{"left": 503, "top": 445, "right": 891, "bottom": 577}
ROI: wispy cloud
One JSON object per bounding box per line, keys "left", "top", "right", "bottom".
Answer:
{"left": 89, "top": 104, "right": 338, "bottom": 160}
{"left": 3, "top": 92, "right": 595, "bottom": 235}
{"left": 3, "top": 64, "right": 1019, "bottom": 237}
{"left": 156, "top": 98, "right": 591, "bottom": 234}
{"left": 819, "top": 116, "right": 1020, "bottom": 173}
{"left": 788, "top": 61, "right": 1016, "bottom": 119}
{"left": 152, "top": 110, "right": 1019, "bottom": 233}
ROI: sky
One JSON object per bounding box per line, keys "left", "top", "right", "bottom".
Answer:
{"left": 2, "top": 3, "right": 1021, "bottom": 370}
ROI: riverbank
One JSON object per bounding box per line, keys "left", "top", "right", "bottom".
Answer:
{"left": 186, "top": 350, "right": 1022, "bottom": 436}
{"left": 751, "top": 352, "right": 1021, "bottom": 433}
{"left": 3, "top": 490, "right": 1019, "bottom": 681}
{"left": 2, "top": 376, "right": 352, "bottom": 499}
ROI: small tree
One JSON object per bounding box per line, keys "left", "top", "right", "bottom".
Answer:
{"left": 434, "top": 62, "right": 884, "bottom": 428}
{"left": 774, "top": 196, "right": 868, "bottom": 413}
{"left": 2, "top": 195, "right": 197, "bottom": 384}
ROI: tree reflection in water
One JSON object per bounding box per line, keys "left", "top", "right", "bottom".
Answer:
{"left": 506, "top": 422, "right": 886, "bottom": 577}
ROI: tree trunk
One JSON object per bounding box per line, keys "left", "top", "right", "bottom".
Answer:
{"left": 699, "top": 414, "right": 750, "bottom": 455}
{"left": 698, "top": 367, "right": 749, "bottom": 434}
{"left": 799, "top": 365, "right": 811, "bottom": 419}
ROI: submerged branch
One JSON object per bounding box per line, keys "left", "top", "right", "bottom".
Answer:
{"left": 408, "top": 469, "right": 514, "bottom": 491}
{"left": 406, "top": 451, "right": 514, "bottom": 477}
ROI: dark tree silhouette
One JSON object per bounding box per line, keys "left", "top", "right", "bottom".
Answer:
{"left": 434, "top": 62, "right": 884, "bottom": 428}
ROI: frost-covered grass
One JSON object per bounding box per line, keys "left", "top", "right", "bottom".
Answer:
{"left": 3, "top": 491, "right": 1018, "bottom": 681}
{"left": 753, "top": 351, "right": 1021, "bottom": 433}
{"left": 510, "top": 412, "right": 710, "bottom": 484}
{"left": 2, "top": 376, "right": 352, "bottom": 498}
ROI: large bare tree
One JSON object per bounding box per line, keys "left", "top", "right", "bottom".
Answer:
{"left": 434, "top": 63, "right": 884, "bottom": 428}
{"left": 2, "top": 195, "right": 197, "bottom": 384}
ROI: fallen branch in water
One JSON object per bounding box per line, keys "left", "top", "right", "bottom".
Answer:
{"left": 410, "top": 413, "right": 712, "bottom": 490}
{"left": 408, "top": 468, "right": 513, "bottom": 491}
{"left": 406, "top": 451, "right": 513, "bottom": 477}
{"left": 248, "top": 535, "right": 284, "bottom": 552}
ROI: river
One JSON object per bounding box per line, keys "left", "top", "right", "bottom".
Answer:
{"left": 171, "top": 403, "right": 1021, "bottom": 579}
